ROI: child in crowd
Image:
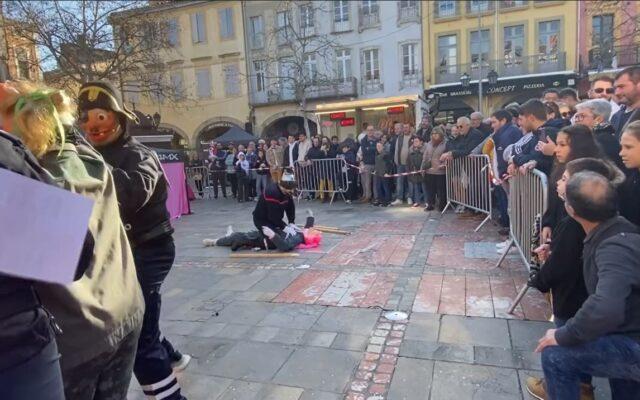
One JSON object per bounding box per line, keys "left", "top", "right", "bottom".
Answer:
{"left": 373, "top": 142, "right": 392, "bottom": 206}
{"left": 407, "top": 136, "right": 425, "bottom": 207}
{"left": 235, "top": 152, "right": 250, "bottom": 202}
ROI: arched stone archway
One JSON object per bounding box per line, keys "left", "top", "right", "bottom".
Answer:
{"left": 158, "top": 123, "right": 190, "bottom": 147}
{"left": 193, "top": 116, "right": 246, "bottom": 155}
{"left": 260, "top": 110, "right": 317, "bottom": 140}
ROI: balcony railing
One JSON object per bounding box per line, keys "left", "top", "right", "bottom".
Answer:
{"left": 400, "top": 70, "right": 421, "bottom": 90}
{"left": 250, "top": 77, "right": 358, "bottom": 105}
{"left": 398, "top": 3, "right": 420, "bottom": 23}
{"left": 434, "top": 2, "right": 459, "bottom": 19}
{"left": 333, "top": 18, "right": 351, "bottom": 33}
{"left": 588, "top": 44, "right": 640, "bottom": 71}
{"left": 466, "top": 1, "right": 496, "bottom": 14}
{"left": 358, "top": 6, "right": 380, "bottom": 31}
{"left": 361, "top": 78, "right": 383, "bottom": 94}
{"left": 500, "top": 0, "right": 528, "bottom": 9}
{"left": 435, "top": 51, "right": 566, "bottom": 84}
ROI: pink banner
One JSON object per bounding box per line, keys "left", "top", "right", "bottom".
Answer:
{"left": 162, "top": 162, "right": 190, "bottom": 220}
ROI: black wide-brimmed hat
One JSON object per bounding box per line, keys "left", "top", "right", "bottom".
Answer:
{"left": 78, "top": 81, "right": 138, "bottom": 122}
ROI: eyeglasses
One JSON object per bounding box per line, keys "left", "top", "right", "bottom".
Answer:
{"left": 593, "top": 87, "right": 615, "bottom": 94}
{"left": 573, "top": 113, "right": 593, "bottom": 121}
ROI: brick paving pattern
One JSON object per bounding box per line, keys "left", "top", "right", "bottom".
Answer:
{"left": 124, "top": 200, "right": 613, "bottom": 400}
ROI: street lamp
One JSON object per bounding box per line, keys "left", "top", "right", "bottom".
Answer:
{"left": 487, "top": 69, "right": 498, "bottom": 85}
{"left": 460, "top": 72, "right": 471, "bottom": 87}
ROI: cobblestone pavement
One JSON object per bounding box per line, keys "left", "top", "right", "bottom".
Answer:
{"left": 127, "top": 198, "right": 612, "bottom": 400}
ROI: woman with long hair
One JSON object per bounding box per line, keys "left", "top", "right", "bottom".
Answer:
{"left": 540, "top": 124, "right": 603, "bottom": 248}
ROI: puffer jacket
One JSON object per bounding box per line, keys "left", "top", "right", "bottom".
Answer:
{"left": 35, "top": 130, "right": 144, "bottom": 371}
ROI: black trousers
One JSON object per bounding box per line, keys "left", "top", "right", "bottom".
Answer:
{"left": 211, "top": 170, "right": 226, "bottom": 198}
{"left": 425, "top": 174, "right": 446, "bottom": 209}
{"left": 227, "top": 173, "right": 238, "bottom": 198}
{"left": 132, "top": 236, "right": 183, "bottom": 400}
{"left": 237, "top": 175, "right": 250, "bottom": 201}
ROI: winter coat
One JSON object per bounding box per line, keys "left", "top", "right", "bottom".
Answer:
{"left": 225, "top": 153, "right": 237, "bottom": 174}
{"left": 36, "top": 131, "right": 144, "bottom": 371}
{"left": 266, "top": 146, "right": 284, "bottom": 172}
{"left": 507, "top": 126, "right": 557, "bottom": 175}
{"left": 255, "top": 154, "right": 269, "bottom": 175}
{"left": 612, "top": 106, "right": 640, "bottom": 140}
{"left": 529, "top": 216, "right": 588, "bottom": 320}
{"left": 0, "top": 131, "right": 58, "bottom": 371}
{"left": 619, "top": 169, "right": 640, "bottom": 227}
{"left": 422, "top": 140, "right": 447, "bottom": 175}
{"left": 445, "top": 128, "right": 484, "bottom": 159}
{"left": 96, "top": 132, "right": 173, "bottom": 246}
{"left": 374, "top": 150, "right": 392, "bottom": 177}
{"left": 593, "top": 123, "right": 624, "bottom": 170}
{"left": 492, "top": 123, "right": 522, "bottom": 176}
{"left": 305, "top": 145, "right": 325, "bottom": 161}
{"left": 407, "top": 146, "right": 425, "bottom": 184}
{"left": 555, "top": 217, "right": 640, "bottom": 346}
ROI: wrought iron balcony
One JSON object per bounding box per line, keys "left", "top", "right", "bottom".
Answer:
{"left": 400, "top": 70, "right": 421, "bottom": 90}
{"left": 398, "top": 2, "right": 420, "bottom": 23}
{"left": 250, "top": 77, "right": 358, "bottom": 105}
{"left": 435, "top": 51, "right": 566, "bottom": 84}
{"left": 588, "top": 44, "right": 640, "bottom": 71}
{"left": 434, "top": 1, "right": 459, "bottom": 19}
{"left": 358, "top": 6, "right": 380, "bottom": 31}
{"left": 466, "top": 1, "right": 495, "bottom": 14}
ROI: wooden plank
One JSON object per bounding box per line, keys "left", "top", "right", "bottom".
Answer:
{"left": 229, "top": 252, "right": 300, "bottom": 258}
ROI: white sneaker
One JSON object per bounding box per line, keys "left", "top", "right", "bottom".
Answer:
{"left": 171, "top": 354, "right": 192, "bottom": 372}
{"left": 203, "top": 239, "right": 217, "bottom": 247}
{"left": 390, "top": 199, "right": 403, "bottom": 206}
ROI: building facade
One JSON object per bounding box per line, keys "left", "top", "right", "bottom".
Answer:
{"left": 0, "top": 16, "right": 41, "bottom": 82}
{"left": 117, "top": 0, "right": 251, "bottom": 155}
{"left": 243, "top": 0, "right": 425, "bottom": 140}
{"left": 422, "top": 0, "right": 579, "bottom": 121}
{"left": 577, "top": 1, "right": 639, "bottom": 91}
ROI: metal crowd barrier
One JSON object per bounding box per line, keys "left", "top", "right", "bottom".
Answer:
{"left": 495, "top": 169, "right": 549, "bottom": 314}
{"left": 185, "top": 166, "right": 212, "bottom": 199}
{"left": 496, "top": 168, "right": 548, "bottom": 271}
{"left": 442, "top": 155, "right": 493, "bottom": 231}
{"left": 293, "top": 158, "right": 350, "bottom": 204}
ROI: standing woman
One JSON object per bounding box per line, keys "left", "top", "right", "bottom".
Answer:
{"left": 305, "top": 136, "right": 325, "bottom": 200}
{"left": 619, "top": 120, "right": 640, "bottom": 226}
{"left": 225, "top": 145, "right": 238, "bottom": 198}
{"left": 255, "top": 148, "right": 269, "bottom": 196}
{"left": 235, "top": 152, "right": 250, "bottom": 202}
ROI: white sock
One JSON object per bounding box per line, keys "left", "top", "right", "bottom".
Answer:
{"left": 203, "top": 239, "right": 217, "bottom": 247}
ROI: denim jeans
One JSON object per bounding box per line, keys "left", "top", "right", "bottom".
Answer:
{"left": 553, "top": 317, "right": 592, "bottom": 385}
{"left": 407, "top": 182, "right": 423, "bottom": 203}
{"left": 2, "top": 338, "right": 64, "bottom": 400}
{"left": 375, "top": 176, "right": 391, "bottom": 203}
{"left": 395, "top": 165, "right": 407, "bottom": 200}
{"left": 542, "top": 334, "right": 640, "bottom": 399}
{"left": 494, "top": 184, "right": 510, "bottom": 228}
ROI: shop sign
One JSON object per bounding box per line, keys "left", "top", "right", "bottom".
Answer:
{"left": 329, "top": 112, "right": 346, "bottom": 120}
{"left": 340, "top": 118, "right": 355, "bottom": 126}
{"left": 386, "top": 106, "right": 405, "bottom": 114}
{"left": 425, "top": 74, "right": 575, "bottom": 98}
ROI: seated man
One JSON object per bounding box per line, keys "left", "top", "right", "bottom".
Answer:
{"left": 533, "top": 171, "right": 640, "bottom": 399}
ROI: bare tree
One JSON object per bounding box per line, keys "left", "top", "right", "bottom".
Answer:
{"left": 255, "top": 1, "right": 341, "bottom": 137}
{"left": 1, "top": 0, "right": 180, "bottom": 101}
{"left": 585, "top": 1, "right": 640, "bottom": 69}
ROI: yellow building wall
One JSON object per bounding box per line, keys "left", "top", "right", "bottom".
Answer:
{"left": 421, "top": 0, "right": 578, "bottom": 88}
{"left": 131, "top": 1, "right": 251, "bottom": 149}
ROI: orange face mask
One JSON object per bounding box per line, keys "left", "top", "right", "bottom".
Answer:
{"left": 79, "top": 108, "right": 121, "bottom": 146}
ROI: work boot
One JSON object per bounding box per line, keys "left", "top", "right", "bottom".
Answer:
{"left": 525, "top": 377, "right": 595, "bottom": 400}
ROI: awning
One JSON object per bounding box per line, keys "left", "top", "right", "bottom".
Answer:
{"left": 314, "top": 94, "right": 418, "bottom": 112}
{"left": 438, "top": 97, "right": 474, "bottom": 111}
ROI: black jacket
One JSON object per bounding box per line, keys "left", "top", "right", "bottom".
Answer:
{"left": 283, "top": 143, "right": 299, "bottom": 168}
{"left": 96, "top": 132, "right": 173, "bottom": 246}
{"left": 477, "top": 122, "right": 492, "bottom": 138}
{"left": 306, "top": 145, "right": 324, "bottom": 160}
{"left": 493, "top": 123, "right": 522, "bottom": 176}
{"left": 360, "top": 136, "right": 378, "bottom": 165}
{"left": 529, "top": 216, "right": 588, "bottom": 319}
{"left": 511, "top": 125, "right": 557, "bottom": 175}
{"left": 445, "top": 128, "right": 484, "bottom": 158}
{"left": 593, "top": 123, "right": 624, "bottom": 170}
{"left": 619, "top": 169, "right": 640, "bottom": 227}
{"left": 253, "top": 182, "right": 295, "bottom": 231}
{"left": 0, "top": 131, "right": 55, "bottom": 372}
{"left": 611, "top": 106, "right": 640, "bottom": 140}
{"left": 556, "top": 217, "right": 640, "bottom": 346}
